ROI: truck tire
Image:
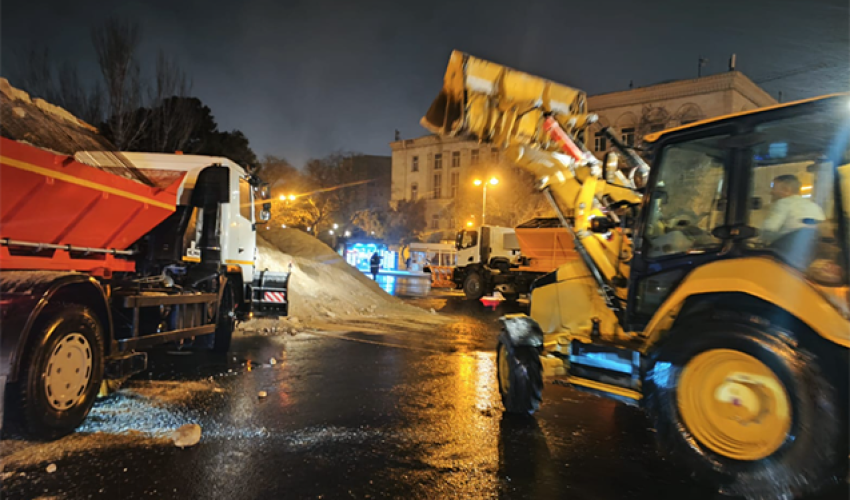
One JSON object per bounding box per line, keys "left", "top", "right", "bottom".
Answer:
{"left": 463, "top": 272, "right": 485, "bottom": 301}
{"left": 497, "top": 341, "right": 542, "bottom": 415}
{"left": 213, "top": 283, "right": 236, "bottom": 353}
{"left": 13, "top": 304, "right": 105, "bottom": 439}
{"left": 644, "top": 318, "right": 846, "bottom": 499}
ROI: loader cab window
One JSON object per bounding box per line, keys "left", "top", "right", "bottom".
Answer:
{"left": 644, "top": 134, "right": 729, "bottom": 258}
{"left": 239, "top": 177, "right": 254, "bottom": 221}
{"left": 745, "top": 105, "right": 849, "bottom": 286}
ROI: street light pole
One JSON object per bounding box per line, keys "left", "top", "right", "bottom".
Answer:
{"left": 482, "top": 183, "right": 487, "bottom": 225}
{"left": 474, "top": 177, "right": 499, "bottom": 226}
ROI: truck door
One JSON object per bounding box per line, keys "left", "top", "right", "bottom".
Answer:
{"left": 224, "top": 173, "right": 256, "bottom": 285}
{"left": 480, "top": 226, "right": 491, "bottom": 265}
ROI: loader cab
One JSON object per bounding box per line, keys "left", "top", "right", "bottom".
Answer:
{"left": 624, "top": 95, "right": 850, "bottom": 329}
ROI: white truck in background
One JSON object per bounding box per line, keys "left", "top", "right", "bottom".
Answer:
{"left": 453, "top": 219, "right": 577, "bottom": 301}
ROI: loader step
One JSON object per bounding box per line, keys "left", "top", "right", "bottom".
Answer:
{"left": 567, "top": 339, "right": 642, "bottom": 392}
{"left": 558, "top": 376, "right": 642, "bottom": 407}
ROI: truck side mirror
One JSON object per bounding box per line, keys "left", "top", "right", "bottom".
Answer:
{"left": 259, "top": 183, "right": 270, "bottom": 200}
{"left": 259, "top": 202, "right": 271, "bottom": 223}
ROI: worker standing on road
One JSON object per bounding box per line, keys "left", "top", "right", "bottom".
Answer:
{"left": 370, "top": 252, "right": 382, "bottom": 281}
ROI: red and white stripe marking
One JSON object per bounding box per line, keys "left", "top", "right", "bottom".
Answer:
{"left": 264, "top": 291, "right": 286, "bottom": 303}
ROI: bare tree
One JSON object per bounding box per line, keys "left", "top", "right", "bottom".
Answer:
{"left": 12, "top": 47, "right": 58, "bottom": 103}
{"left": 8, "top": 47, "right": 104, "bottom": 127}
{"left": 147, "top": 50, "right": 196, "bottom": 152}
{"left": 55, "top": 64, "right": 105, "bottom": 126}
{"left": 91, "top": 18, "right": 146, "bottom": 149}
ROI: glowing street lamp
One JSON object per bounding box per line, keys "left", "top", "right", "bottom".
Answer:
{"left": 473, "top": 177, "right": 499, "bottom": 224}
{"left": 288, "top": 194, "right": 297, "bottom": 201}
{"left": 466, "top": 221, "right": 473, "bottom": 227}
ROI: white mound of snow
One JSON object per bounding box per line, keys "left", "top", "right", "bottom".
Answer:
{"left": 254, "top": 229, "right": 425, "bottom": 321}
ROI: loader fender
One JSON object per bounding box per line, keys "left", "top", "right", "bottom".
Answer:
{"left": 499, "top": 314, "right": 544, "bottom": 349}
{"left": 1, "top": 271, "right": 112, "bottom": 383}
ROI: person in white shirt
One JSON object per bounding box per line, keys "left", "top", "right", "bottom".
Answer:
{"left": 761, "top": 174, "right": 825, "bottom": 244}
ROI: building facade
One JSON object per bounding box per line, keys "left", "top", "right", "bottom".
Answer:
{"left": 389, "top": 135, "right": 503, "bottom": 236}
{"left": 586, "top": 71, "right": 776, "bottom": 155}
{"left": 390, "top": 71, "right": 777, "bottom": 236}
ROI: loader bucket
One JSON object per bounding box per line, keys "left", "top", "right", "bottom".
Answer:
{"left": 421, "top": 51, "right": 593, "bottom": 147}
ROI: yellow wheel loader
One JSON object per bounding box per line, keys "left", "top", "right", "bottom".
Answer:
{"left": 423, "top": 51, "right": 849, "bottom": 498}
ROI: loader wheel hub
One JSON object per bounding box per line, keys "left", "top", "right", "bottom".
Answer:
{"left": 44, "top": 332, "right": 93, "bottom": 411}
{"left": 677, "top": 349, "right": 791, "bottom": 461}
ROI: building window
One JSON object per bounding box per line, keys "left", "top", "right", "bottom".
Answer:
{"left": 451, "top": 151, "right": 460, "bottom": 168}
{"left": 594, "top": 132, "right": 607, "bottom": 152}
{"left": 434, "top": 153, "right": 443, "bottom": 170}
{"left": 449, "top": 217, "right": 456, "bottom": 229}
{"left": 431, "top": 214, "right": 440, "bottom": 230}
{"left": 433, "top": 173, "right": 442, "bottom": 199}
{"left": 491, "top": 147, "right": 499, "bottom": 161}
{"left": 450, "top": 172, "right": 459, "bottom": 198}
{"left": 410, "top": 183, "right": 418, "bottom": 201}
{"left": 411, "top": 156, "right": 419, "bottom": 172}
{"left": 471, "top": 149, "right": 479, "bottom": 165}
{"left": 621, "top": 127, "right": 635, "bottom": 147}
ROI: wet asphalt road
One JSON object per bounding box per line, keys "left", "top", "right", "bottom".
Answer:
{"left": 3, "top": 292, "right": 848, "bottom": 500}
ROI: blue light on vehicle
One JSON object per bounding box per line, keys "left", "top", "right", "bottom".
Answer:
{"left": 768, "top": 142, "right": 788, "bottom": 158}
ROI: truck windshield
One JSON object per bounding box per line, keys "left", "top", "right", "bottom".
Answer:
{"left": 457, "top": 230, "right": 477, "bottom": 249}
{"left": 745, "top": 101, "right": 850, "bottom": 288}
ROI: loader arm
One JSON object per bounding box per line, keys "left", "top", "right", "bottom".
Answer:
{"left": 421, "top": 51, "right": 641, "bottom": 299}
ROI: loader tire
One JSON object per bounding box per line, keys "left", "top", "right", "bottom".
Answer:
{"left": 12, "top": 304, "right": 105, "bottom": 439}
{"left": 463, "top": 272, "right": 484, "bottom": 301}
{"left": 213, "top": 282, "right": 236, "bottom": 354}
{"left": 497, "top": 341, "right": 542, "bottom": 415}
{"left": 644, "top": 318, "right": 846, "bottom": 499}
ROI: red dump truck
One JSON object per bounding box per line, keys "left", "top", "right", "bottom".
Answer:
{"left": 0, "top": 79, "right": 289, "bottom": 438}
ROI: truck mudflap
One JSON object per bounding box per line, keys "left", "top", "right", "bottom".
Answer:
{"left": 252, "top": 270, "right": 291, "bottom": 316}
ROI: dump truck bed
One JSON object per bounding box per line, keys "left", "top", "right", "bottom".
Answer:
{"left": 514, "top": 218, "right": 578, "bottom": 273}
{"left": 0, "top": 137, "right": 183, "bottom": 272}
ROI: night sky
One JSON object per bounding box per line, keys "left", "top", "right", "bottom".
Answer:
{"left": 2, "top": 0, "right": 848, "bottom": 166}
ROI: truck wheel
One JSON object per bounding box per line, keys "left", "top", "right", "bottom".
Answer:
{"left": 14, "top": 304, "right": 105, "bottom": 439}
{"left": 213, "top": 283, "right": 236, "bottom": 353}
{"left": 497, "top": 341, "right": 542, "bottom": 415}
{"left": 463, "top": 272, "right": 485, "bottom": 300}
{"left": 645, "top": 319, "right": 846, "bottom": 498}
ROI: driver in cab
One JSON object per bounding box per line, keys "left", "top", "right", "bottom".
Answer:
{"left": 761, "top": 174, "right": 825, "bottom": 244}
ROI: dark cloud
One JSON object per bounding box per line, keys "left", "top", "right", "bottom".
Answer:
{"left": 2, "top": 0, "right": 848, "bottom": 166}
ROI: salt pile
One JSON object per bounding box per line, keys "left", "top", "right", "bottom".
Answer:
{"left": 255, "top": 229, "right": 428, "bottom": 321}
